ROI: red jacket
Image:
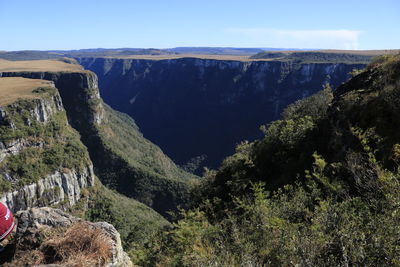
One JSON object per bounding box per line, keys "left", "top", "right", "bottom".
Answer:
{"left": 0, "top": 203, "right": 15, "bottom": 241}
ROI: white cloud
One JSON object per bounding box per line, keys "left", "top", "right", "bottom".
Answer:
{"left": 226, "top": 28, "right": 362, "bottom": 49}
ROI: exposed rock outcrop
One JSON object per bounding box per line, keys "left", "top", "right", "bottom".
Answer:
{"left": 0, "top": 71, "right": 105, "bottom": 134}
{"left": 0, "top": 77, "right": 95, "bottom": 213}
{"left": 1, "top": 166, "right": 94, "bottom": 213}
{"left": 0, "top": 87, "right": 63, "bottom": 163}
{"left": 13, "top": 207, "right": 132, "bottom": 266}
{"left": 0, "top": 138, "right": 44, "bottom": 163}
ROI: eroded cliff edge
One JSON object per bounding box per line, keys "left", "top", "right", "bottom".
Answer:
{"left": 0, "top": 71, "right": 105, "bottom": 134}
{"left": 0, "top": 78, "right": 94, "bottom": 212}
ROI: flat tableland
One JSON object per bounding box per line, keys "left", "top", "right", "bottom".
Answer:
{"left": 0, "top": 77, "right": 54, "bottom": 106}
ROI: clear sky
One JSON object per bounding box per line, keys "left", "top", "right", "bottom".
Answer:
{"left": 0, "top": 0, "right": 399, "bottom": 51}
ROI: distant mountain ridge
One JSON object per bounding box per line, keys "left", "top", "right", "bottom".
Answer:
{"left": 3, "top": 47, "right": 395, "bottom": 61}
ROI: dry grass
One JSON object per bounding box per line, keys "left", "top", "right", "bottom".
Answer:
{"left": 6, "top": 223, "right": 113, "bottom": 267}
{"left": 42, "top": 223, "right": 112, "bottom": 267}
{"left": 316, "top": 49, "right": 400, "bottom": 56}
{"left": 106, "top": 53, "right": 252, "bottom": 61}
{"left": 0, "top": 77, "right": 53, "bottom": 106}
{"left": 107, "top": 49, "right": 400, "bottom": 61}
{"left": 0, "top": 58, "right": 84, "bottom": 72}
{"left": 253, "top": 49, "right": 400, "bottom": 56}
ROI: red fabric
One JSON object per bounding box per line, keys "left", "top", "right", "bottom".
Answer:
{"left": 0, "top": 202, "right": 15, "bottom": 241}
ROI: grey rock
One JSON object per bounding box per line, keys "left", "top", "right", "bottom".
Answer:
{"left": 0, "top": 165, "right": 95, "bottom": 213}
{"left": 0, "top": 87, "right": 64, "bottom": 163}
{"left": 16, "top": 207, "right": 132, "bottom": 267}
{"left": 0, "top": 138, "right": 44, "bottom": 163}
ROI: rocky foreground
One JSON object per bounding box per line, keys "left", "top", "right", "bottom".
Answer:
{"left": 3, "top": 207, "right": 132, "bottom": 266}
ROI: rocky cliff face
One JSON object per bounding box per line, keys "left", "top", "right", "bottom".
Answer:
{"left": 0, "top": 71, "right": 105, "bottom": 135}
{"left": 0, "top": 87, "right": 63, "bottom": 162}
{"left": 78, "top": 57, "right": 366, "bottom": 171}
{"left": 0, "top": 78, "right": 95, "bottom": 212}
{"left": 1, "top": 167, "right": 94, "bottom": 213}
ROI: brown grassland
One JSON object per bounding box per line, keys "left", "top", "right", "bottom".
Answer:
{"left": 105, "top": 49, "right": 400, "bottom": 61}
{"left": 0, "top": 58, "right": 84, "bottom": 72}
{"left": 0, "top": 77, "right": 53, "bottom": 106}
{"left": 317, "top": 49, "right": 400, "bottom": 55}
{"left": 108, "top": 54, "right": 252, "bottom": 61}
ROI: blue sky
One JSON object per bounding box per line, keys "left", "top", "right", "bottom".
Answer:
{"left": 0, "top": 0, "right": 399, "bottom": 51}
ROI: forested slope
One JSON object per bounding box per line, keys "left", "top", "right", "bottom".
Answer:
{"left": 133, "top": 54, "right": 400, "bottom": 266}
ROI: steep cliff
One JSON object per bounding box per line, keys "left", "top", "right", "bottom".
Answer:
{"left": 89, "top": 104, "right": 196, "bottom": 217}
{"left": 78, "top": 57, "right": 366, "bottom": 172}
{"left": 1, "top": 66, "right": 196, "bottom": 217}
{"left": 0, "top": 66, "right": 171, "bottom": 261}
{"left": 0, "top": 77, "right": 95, "bottom": 212}
{"left": 0, "top": 71, "right": 105, "bottom": 135}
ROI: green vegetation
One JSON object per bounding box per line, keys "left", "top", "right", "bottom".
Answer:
{"left": 0, "top": 93, "right": 90, "bottom": 192}
{"left": 281, "top": 84, "right": 333, "bottom": 120}
{"left": 99, "top": 105, "right": 193, "bottom": 180}
{"left": 4, "top": 53, "right": 400, "bottom": 266}
{"left": 0, "top": 82, "right": 171, "bottom": 256}
{"left": 2, "top": 137, "right": 88, "bottom": 189}
{"left": 73, "top": 179, "right": 169, "bottom": 255}
{"left": 189, "top": 85, "right": 333, "bottom": 208}
{"left": 86, "top": 104, "right": 197, "bottom": 217}
{"left": 0, "top": 87, "right": 58, "bottom": 141}
{"left": 0, "top": 85, "right": 170, "bottom": 256}
{"left": 130, "top": 54, "right": 400, "bottom": 266}
{"left": 32, "top": 86, "right": 55, "bottom": 94}
{"left": 0, "top": 69, "right": 195, "bottom": 264}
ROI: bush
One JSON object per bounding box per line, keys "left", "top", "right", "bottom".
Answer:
{"left": 5, "top": 223, "right": 112, "bottom": 267}
{"left": 81, "top": 180, "right": 169, "bottom": 250}
{"left": 281, "top": 83, "right": 333, "bottom": 121}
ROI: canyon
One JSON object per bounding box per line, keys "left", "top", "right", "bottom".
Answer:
{"left": 78, "top": 56, "right": 366, "bottom": 172}
{"left": 0, "top": 65, "right": 194, "bottom": 217}
{"left": 0, "top": 50, "right": 398, "bottom": 266}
